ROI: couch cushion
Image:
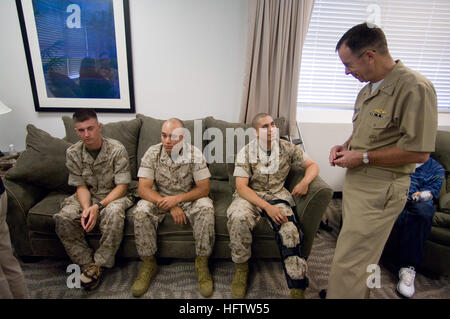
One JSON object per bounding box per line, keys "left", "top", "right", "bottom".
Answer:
{"left": 62, "top": 116, "right": 142, "bottom": 180}
{"left": 204, "top": 117, "right": 285, "bottom": 181}
{"left": 447, "top": 175, "right": 450, "bottom": 194}
{"left": 431, "top": 130, "right": 450, "bottom": 193}
{"left": 227, "top": 163, "right": 237, "bottom": 193}
{"left": 210, "top": 179, "right": 233, "bottom": 237}
{"left": 28, "top": 192, "right": 136, "bottom": 236}
{"left": 30, "top": 191, "right": 222, "bottom": 240}
{"left": 429, "top": 226, "right": 450, "bottom": 246}
{"left": 433, "top": 212, "right": 450, "bottom": 228}
{"left": 432, "top": 130, "right": 450, "bottom": 171}
{"left": 28, "top": 191, "right": 198, "bottom": 238}
{"left": 28, "top": 192, "right": 70, "bottom": 234}
{"left": 29, "top": 181, "right": 275, "bottom": 243}
{"left": 136, "top": 114, "right": 207, "bottom": 169}
{"left": 439, "top": 193, "right": 450, "bottom": 213}
{"left": 6, "top": 125, "right": 75, "bottom": 194}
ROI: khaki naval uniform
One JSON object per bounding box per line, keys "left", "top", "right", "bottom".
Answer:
{"left": 54, "top": 137, "right": 134, "bottom": 268}
{"left": 227, "top": 139, "right": 309, "bottom": 283}
{"left": 327, "top": 60, "right": 438, "bottom": 298}
{"left": 0, "top": 178, "right": 29, "bottom": 298}
{"left": 133, "top": 143, "right": 215, "bottom": 258}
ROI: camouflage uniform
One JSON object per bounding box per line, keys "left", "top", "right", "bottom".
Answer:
{"left": 134, "top": 143, "right": 215, "bottom": 257}
{"left": 227, "top": 138, "right": 309, "bottom": 288}
{"left": 54, "top": 137, "right": 134, "bottom": 268}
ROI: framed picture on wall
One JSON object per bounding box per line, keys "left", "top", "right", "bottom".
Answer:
{"left": 16, "top": 0, "right": 135, "bottom": 113}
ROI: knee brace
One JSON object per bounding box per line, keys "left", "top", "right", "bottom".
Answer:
{"left": 261, "top": 199, "right": 309, "bottom": 289}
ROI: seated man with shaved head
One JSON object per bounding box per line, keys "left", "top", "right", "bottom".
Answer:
{"left": 227, "top": 113, "right": 320, "bottom": 299}
{"left": 131, "top": 118, "right": 215, "bottom": 298}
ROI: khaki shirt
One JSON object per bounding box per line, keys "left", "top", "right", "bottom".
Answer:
{"left": 350, "top": 60, "right": 438, "bottom": 174}
{"left": 138, "top": 142, "right": 211, "bottom": 197}
{"left": 234, "top": 139, "right": 308, "bottom": 206}
{"left": 67, "top": 137, "right": 131, "bottom": 198}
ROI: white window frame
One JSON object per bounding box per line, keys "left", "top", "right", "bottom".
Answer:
{"left": 297, "top": 0, "right": 450, "bottom": 113}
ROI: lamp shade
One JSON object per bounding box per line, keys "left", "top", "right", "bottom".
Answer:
{"left": 0, "top": 100, "right": 12, "bottom": 115}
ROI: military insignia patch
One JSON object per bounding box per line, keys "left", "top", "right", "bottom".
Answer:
{"left": 369, "top": 108, "right": 387, "bottom": 118}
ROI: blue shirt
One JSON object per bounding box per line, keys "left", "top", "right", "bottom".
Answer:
{"left": 409, "top": 157, "right": 445, "bottom": 206}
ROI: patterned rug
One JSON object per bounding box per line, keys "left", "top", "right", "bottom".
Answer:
{"left": 20, "top": 199, "right": 450, "bottom": 299}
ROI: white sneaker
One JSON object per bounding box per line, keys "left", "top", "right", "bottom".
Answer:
{"left": 397, "top": 266, "right": 416, "bottom": 298}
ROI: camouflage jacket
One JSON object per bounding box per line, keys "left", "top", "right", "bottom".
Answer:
{"left": 138, "top": 142, "right": 210, "bottom": 196}
{"left": 66, "top": 137, "right": 131, "bottom": 198}
{"left": 234, "top": 138, "right": 308, "bottom": 205}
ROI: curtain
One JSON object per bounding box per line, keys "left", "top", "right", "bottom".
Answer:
{"left": 240, "top": 0, "right": 314, "bottom": 138}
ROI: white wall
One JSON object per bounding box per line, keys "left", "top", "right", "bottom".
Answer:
{"left": 298, "top": 108, "right": 450, "bottom": 191}
{"left": 0, "top": 0, "right": 248, "bottom": 151}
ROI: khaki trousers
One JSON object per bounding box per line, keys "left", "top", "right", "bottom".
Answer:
{"left": 327, "top": 166, "right": 410, "bottom": 299}
{"left": 0, "top": 191, "right": 29, "bottom": 298}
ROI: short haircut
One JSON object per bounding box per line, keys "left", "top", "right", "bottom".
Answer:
{"left": 336, "top": 22, "right": 388, "bottom": 56}
{"left": 252, "top": 112, "right": 270, "bottom": 129}
{"left": 72, "top": 108, "right": 98, "bottom": 123}
{"left": 164, "top": 117, "right": 185, "bottom": 128}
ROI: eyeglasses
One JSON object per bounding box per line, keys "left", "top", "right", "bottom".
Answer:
{"left": 343, "top": 49, "right": 375, "bottom": 70}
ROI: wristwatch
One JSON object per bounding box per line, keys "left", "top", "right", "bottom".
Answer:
{"left": 362, "top": 151, "right": 370, "bottom": 164}
{"left": 96, "top": 202, "right": 105, "bottom": 211}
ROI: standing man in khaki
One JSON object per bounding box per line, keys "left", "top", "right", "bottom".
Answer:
{"left": 327, "top": 23, "right": 437, "bottom": 299}
{"left": 0, "top": 176, "right": 29, "bottom": 298}
{"left": 54, "top": 109, "right": 134, "bottom": 290}
{"left": 227, "top": 113, "right": 319, "bottom": 299}
{"left": 131, "top": 118, "right": 215, "bottom": 298}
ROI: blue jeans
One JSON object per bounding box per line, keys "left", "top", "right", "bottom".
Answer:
{"left": 392, "top": 201, "right": 435, "bottom": 268}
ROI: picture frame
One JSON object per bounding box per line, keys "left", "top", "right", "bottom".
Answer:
{"left": 16, "top": 0, "right": 135, "bottom": 113}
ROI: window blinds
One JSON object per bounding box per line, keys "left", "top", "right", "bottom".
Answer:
{"left": 298, "top": 0, "right": 450, "bottom": 111}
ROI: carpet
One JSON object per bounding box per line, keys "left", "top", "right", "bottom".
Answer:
{"left": 19, "top": 199, "right": 450, "bottom": 299}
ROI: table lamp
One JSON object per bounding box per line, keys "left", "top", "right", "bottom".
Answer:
{"left": 0, "top": 100, "right": 12, "bottom": 157}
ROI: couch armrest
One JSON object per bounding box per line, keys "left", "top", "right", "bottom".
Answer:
{"left": 285, "top": 168, "right": 334, "bottom": 258}
{"left": 433, "top": 212, "right": 450, "bottom": 228}
{"left": 439, "top": 192, "right": 450, "bottom": 213}
{"left": 4, "top": 178, "right": 49, "bottom": 256}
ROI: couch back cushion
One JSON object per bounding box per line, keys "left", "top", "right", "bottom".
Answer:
{"left": 204, "top": 117, "right": 285, "bottom": 180}
{"left": 62, "top": 116, "right": 142, "bottom": 180}
{"left": 431, "top": 130, "right": 450, "bottom": 193}
{"left": 136, "top": 114, "right": 207, "bottom": 169}
{"left": 6, "top": 124, "right": 75, "bottom": 194}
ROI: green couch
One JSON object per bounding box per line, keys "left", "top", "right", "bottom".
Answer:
{"left": 423, "top": 130, "right": 450, "bottom": 276}
{"left": 383, "top": 130, "right": 450, "bottom": 277}
{"left": 4, "top": 114, "right": 333, "bottom": 262}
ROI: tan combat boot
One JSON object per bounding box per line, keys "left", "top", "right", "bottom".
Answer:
{"left": 290, "top": 288, "right": 306, "bottom": 299}
{"left": 231, "top": 262, "right": 248, "bottom": 299}
{"left": 195, "top": 256, "right": 213, "bottom": 297}
{"left": 131, "top": 256, "right": 158, "bottom": 297}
